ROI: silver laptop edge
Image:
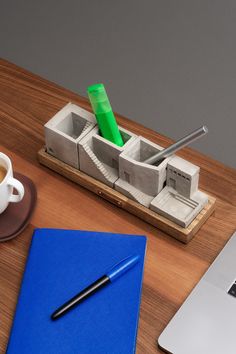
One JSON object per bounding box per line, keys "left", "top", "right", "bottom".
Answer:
{"left": 158, "top": 231, "right": 236, "bottom": 354}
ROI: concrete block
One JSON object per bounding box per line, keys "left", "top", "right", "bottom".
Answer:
{"left": 150, "top": 186, "right": 208, "bottom": 227}
{"left": 79, "top": 126, "right": 137, "bottom": 187}
{"left": 44, "top": 102, "right": 96, "bottom": 168}
{"left": 115, "top": 136, "right": 172, "bottom": 207}
{"left": 166, "top": 156, "right": 200, "bottom": 198}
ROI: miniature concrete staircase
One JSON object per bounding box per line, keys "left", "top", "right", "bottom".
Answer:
{"left": 115, "top": 179, "right": 154, "bottom": 207}
{"left": 80, "top": 121, "right": 93, "bottom": 136}
{"left": 83, "top": 143, "right": 111, "bottom": 181}
{"left": 131, "top": 188, "right": 150, "bottom": 204}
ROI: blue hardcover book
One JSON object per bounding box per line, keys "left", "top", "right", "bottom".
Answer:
{"left": 7, "top": 229, "right": 146, "bottom": 354}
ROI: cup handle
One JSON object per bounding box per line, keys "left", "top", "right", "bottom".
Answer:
{"left": 7, "top": 177, "right": 25, "bottom": 203}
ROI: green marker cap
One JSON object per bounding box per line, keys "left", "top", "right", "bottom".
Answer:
{"left": 87, "top": 83, "right": 124, "bottom": 147}
{"left": 87, "top": 83, "right": 112, "bottom": 115}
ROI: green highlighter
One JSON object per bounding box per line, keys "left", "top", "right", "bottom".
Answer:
{"left": 87, "top": 83, "right": 124, "bottom": 147}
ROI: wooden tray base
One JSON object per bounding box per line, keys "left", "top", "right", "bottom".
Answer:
{"left": 38, "top": 148, "right": 216, "bottom": 243}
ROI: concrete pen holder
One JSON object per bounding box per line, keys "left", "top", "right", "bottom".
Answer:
{"left": 44, "top": 103, "right": 96, "bottom": 169}
{"left": 39, "top": 102, "right": 216, "bottom": 243}
{"left": 115, "top": 137, "right": 172, "bottom": 207}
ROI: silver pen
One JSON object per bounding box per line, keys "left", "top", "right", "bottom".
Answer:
{"left": 144, "top": 126, "right": 208, "bottom": 165}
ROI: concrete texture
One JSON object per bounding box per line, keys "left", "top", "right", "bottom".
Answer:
{"left": 115, "top": 178, "right": 155, "bottom": 207}
{"left": 115, "top": 137, "right": 172, "bottom": 207}
{"left": 150, "top": 154, "right": 207, "bottom": 226}
{"left": 44, "top": 103, "right": 96, "bottom": 168}
{"left": 79, "top": 125, "right": 137, "bottom": 187}
{"left": 150, "top": 186, "right": 208, "bottom": 227}
{"left": 1, "top": 1, "right": 236, "bottom": 168}
{"left": 167, "top": 156, "right": 199, "bottom": 198}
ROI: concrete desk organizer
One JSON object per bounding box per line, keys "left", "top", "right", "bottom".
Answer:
{"left": 39, "top": 102, "right": 216, "bottom": 243}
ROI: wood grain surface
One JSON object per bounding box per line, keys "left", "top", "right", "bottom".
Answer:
{"left": 0, "top": 58, "right": 235, "bottom": 354}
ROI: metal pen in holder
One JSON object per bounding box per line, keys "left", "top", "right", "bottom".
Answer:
{"left": 144, "top": 126, "right": 208, "bottom": 165}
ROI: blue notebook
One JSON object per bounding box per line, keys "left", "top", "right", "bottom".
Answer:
{"left": 7, "top": 229, "right": 146, "bottom": 354}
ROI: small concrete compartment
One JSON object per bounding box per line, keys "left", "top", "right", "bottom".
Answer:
{"left": 79, "top": 126, "right": 137, "bottom": 187}
{"left": 56, "top": 112, "right": 91, "bottom": 139}
{"left": 44, "top": 103, "right": 96, "bottom": 168}
{"left": 124, "top": 138, "right": 165, "bottom": 165}
{"left": 115, "top": 137, "right": 172, "bottom": 207}
{"left": 150, "top": 156, "right": 208, "bottom": 227}
{"left": 150, "top": 187, "right": 208, "bottom": 227}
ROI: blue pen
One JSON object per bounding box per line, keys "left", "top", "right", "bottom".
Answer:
{"left": 51, "top": 254, "right": 140, "bottom": 320}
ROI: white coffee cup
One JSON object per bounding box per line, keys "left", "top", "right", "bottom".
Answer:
{"left": 0, "top": 152, "right": 25, "bottom": 214}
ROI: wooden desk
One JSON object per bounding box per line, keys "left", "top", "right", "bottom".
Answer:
{"left": 0, "top": 58, "right": 235, "bottom": 354}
